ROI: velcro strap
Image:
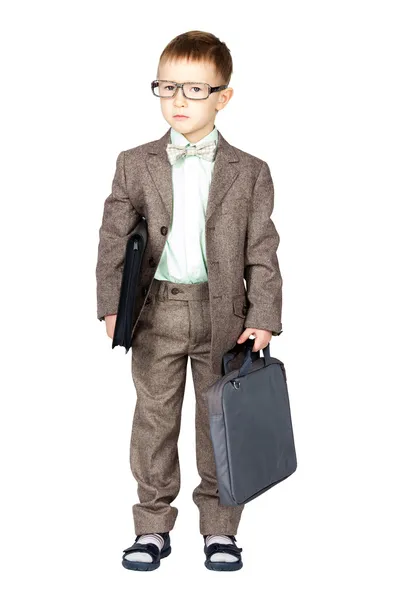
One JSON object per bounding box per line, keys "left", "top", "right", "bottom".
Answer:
{"left": 122, "top": 542, "right": 160, "bottom": 561}
{"left": 205, "top": 542, "right": 243, "bottom": 560}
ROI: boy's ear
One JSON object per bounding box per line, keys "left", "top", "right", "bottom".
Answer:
{"left": 217, "top": 87, "right": 234, "bottom": 109}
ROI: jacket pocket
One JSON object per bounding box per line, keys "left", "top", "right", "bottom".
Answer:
{"left": 232, "top": 295, "right": 249, "bottom": 318}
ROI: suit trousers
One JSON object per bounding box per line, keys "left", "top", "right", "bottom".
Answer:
{"left": 129, "top": 278, "right": 245, "bottom": 536}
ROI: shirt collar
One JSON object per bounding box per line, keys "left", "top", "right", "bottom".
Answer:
{"left": 170, "top": 125, "right": 218, "bottom": 148}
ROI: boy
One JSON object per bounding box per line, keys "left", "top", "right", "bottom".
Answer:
{"left": 95, "top": 30, "right": 283, "bottom": 572}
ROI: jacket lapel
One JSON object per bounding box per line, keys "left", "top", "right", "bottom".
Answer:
{"left": 146, "top": 127, "right": 240, "bottom": 223}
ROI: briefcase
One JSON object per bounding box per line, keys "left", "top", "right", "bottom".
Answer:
{"left": 204, "top": 338, "right": 297, "bottom": 506}
{"left": 112, "top": 217, "right": 148, "bottom": 352}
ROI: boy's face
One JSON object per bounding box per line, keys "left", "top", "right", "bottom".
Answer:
{"left": 156, "top": 58, "right": 233, "bottom": 141}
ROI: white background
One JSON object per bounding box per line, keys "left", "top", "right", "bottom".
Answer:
{"left": 1, "top": 1, "right": 399, "bottom": 597}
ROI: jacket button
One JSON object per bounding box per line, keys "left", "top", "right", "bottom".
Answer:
{"left": 149, "top": 257, "right": 156, "bottom": 267}
{"left": 145, "top": 297, "right": 151, "bottom": 305}
{"left": 242, "top": 306, "right": 248, "bottom": 315}
{"left": 160, "top": 226, "right": 168, "bottom": 235}
{"left": 142, "top": 287, "right": 148, "bottom": 297}
{"left": 171, "top": 288, "right": 179, "bottom": 295}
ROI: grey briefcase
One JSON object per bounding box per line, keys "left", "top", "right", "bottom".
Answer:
{"left": 204, "top": 339, "right": 297, "bottom": 506}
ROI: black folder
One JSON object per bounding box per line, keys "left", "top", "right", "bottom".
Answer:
{"left": 112, "top": 217, "right": 148, "bottom": 352}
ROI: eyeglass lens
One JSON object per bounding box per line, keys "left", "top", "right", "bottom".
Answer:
{"left": 153, "top": 81, "right": 209, "bottom": 99}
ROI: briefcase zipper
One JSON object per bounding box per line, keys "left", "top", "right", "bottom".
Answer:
{"left": 127, "top": 238, "right": 141, "bottom": 344}
{"left": 229, "top": 359, "right": 287, "bottom": 389}
{"left": 121, "top": 240, "right": 136, "bottom": 344}
{"left": 127, "top": 238, "right": 139, "bottom": 338}
{"left": 119, "top": 236, "right": 140, "bottom": 347}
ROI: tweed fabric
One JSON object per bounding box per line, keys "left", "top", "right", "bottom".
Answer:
{"left": 166, "top": 139, "right": 217, "bottom": 165}
{"left": 95, "top": 126, "right": 283, "bottom": 375}
{"left": 129, "top": 278, "right": 245, "bottom": 535}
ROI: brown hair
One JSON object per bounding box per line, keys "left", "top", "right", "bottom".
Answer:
{"left": 158, "top": 30, "right": 233, "bottom": 85}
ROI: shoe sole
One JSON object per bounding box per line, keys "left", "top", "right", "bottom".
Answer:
{"left": 122, "top": 545, "right": 172, "bottom": 571}
{"left": 204, "top": 557, "right": 243, "bottom": 571}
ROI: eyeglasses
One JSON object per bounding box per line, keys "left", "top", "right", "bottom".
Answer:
{"left": 151, "top": 79, "right": 228, "bottom": 100}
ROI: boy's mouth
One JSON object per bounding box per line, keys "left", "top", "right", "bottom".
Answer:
{"left": 173, "top": 114, "right": 189, "bottom": 119}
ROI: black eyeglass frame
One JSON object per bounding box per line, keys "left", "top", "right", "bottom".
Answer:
{"left": 151, "top": 79, "right": 228, "bottom": 100}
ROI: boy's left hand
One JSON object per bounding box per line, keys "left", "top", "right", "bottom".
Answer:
{"left": 237, "top": 328, "right": 272, "bottom": 352}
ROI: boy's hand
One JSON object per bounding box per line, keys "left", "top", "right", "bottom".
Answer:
{"left": 237, "top": 328, "right": 272, "bottom": 352}
{"left": 104, "top": 314, "right": 117, "bottom": 339}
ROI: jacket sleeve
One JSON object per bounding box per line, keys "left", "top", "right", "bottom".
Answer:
{"left": 95, "top": 150, "right": 142, "bottom": 321}
{"left": 243, "top": 160, "right": 283, "bottom": 335}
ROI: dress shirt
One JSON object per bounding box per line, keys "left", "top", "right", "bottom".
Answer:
{"left": 154, "top": 125, "right": 218, "bottom": 283}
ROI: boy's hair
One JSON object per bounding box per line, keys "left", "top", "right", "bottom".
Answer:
{"left": 158, "top": 30, "right": 233, "bottom": 85}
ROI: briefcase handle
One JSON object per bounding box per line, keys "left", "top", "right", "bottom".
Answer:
{"left": 223, "top": 338, "right": 270, "bottom": 375}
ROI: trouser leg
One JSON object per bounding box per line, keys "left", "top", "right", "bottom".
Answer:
{"left": 187, "top": 283, "right": 245, "bottom": 535}
{"left": 129, "top": 280, "right": 188, "bottom": 535}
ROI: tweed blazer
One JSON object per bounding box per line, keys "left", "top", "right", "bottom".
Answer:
{"left": 96, "top": 127, "right": 283, "bottom": 375}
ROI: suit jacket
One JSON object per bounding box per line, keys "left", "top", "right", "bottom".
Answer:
{"left": 96, "top": 127, "right": 283, "bottom": 375}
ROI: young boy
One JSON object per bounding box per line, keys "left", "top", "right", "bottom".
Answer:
{"left": 95, "top": 30, "right": 283, "bottom": 572}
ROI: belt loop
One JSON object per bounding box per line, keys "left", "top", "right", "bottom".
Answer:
{"left": 154, "top": 279, "right": 163, "bottom": 302}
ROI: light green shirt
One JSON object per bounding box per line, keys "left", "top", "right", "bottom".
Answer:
{"left": 154, "top": 125, "right": 219, "bottom": 283}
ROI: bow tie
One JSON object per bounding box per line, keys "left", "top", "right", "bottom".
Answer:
{"left": 166, "top": 140, "right": 217, "bottom": 166}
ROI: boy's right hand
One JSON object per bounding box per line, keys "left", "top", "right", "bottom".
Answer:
{"left": 104, "top": 314, "right": 117, "bottom": 339}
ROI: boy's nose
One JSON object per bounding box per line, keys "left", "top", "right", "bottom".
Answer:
{"left": 174, "top": 88, "right": 187, "bottom": 103}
